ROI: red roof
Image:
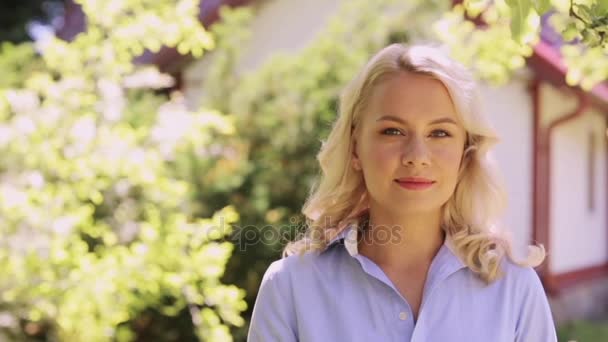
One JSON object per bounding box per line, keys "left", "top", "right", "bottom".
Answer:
{"left": 529, "top": 40, "right": 608, "bottom": 111}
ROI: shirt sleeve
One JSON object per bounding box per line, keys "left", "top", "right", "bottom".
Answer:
{"left": 514, "top": 267, "right": 558, "bottom": 342}
{"left": 247, "top": 260, "right": 298, "bottom": 342}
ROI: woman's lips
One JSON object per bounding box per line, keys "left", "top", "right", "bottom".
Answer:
{"left": 394, "top": 178, "right": 435, "bottom": 190}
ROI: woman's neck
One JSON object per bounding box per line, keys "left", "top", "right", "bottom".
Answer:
{"left": 357, "top": 208, "right": 445, "bottom": 271}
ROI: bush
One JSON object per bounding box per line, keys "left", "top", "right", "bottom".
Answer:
{"left": 557, "top": 319, "right": 608, "bottom": 342}
{"left": 0, "top": 0, "right": 246, "bottom": 340}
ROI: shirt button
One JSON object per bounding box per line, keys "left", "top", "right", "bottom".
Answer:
{"left": 399, "top": 312, "right": 408, "bottom": 320}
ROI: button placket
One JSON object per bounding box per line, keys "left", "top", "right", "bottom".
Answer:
{"left": 396, "top": 300, "right": 411, "bottom": 323}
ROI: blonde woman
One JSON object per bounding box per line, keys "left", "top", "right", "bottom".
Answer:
{"left": 247, "top": 43, "right": 557, "bottom": 342}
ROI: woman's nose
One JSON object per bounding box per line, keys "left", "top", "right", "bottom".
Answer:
{"left": 401, "top": 136, "right": 430, "bottom": 167}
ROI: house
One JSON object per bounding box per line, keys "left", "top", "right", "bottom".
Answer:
{"left": 526, "top": 25, "right": 608, "bottom": 321}
{"left": 58, "top": 0, "right": 608, "bottom": 324}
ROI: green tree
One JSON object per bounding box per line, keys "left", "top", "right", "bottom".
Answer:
{"left": 0, "top": 0, "right": 246, "bottom": 341}
{"left": 435, "top": 0, "right": 608, "bottom": 89}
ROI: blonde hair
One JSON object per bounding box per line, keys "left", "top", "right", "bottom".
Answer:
{"left": 283, "top": 43, "right": 545, "bottom": 284}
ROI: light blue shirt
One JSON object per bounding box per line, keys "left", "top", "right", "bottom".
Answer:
{"left": 248, "top": 224, "right": 557, "bottom": 342}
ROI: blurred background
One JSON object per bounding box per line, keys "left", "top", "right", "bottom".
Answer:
{"left": 0, "top": 0, "right": 607, "bottom": 341}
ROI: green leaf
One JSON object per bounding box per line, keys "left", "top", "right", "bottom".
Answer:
{"left": 533, "top": 0, "right": 552, "bottom": 14}
{"left": 597, "top": 0, "right": 608, "bottom": 15}
{"left": 574, "top": 4, "right": 594, "bottom": 23}
{"left": 582, "top": 28, "right": 602, "bottom": 46}
{"left": 562, "top": 21, "right": 581, "bottom": 41}
{"left": 506, "top": 0, "right": 534, "bottom": 42}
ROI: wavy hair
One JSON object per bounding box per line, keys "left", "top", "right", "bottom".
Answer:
{"left": 283, "top": 43, "right": 545, "bottom": 284}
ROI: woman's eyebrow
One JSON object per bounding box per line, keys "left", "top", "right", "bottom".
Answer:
{"left": 375, "top": 115, "right": 458, "bottom": 125}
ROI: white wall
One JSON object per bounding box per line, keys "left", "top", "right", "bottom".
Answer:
{"left": 540, "top": 83, "right": 578, "bottom": 127}
{"left": 182, "top": 0, "right": 343, "bottom": 109}
{"left": 479, "top": 77, "right": 534, "bottom": 257}
{"left": 550, "top": 103, "right": 608, "bottom": 273}
{"left": 232, "top": 0, "right": 343, "bottom": 72}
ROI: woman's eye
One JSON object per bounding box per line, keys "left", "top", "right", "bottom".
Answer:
{"left": 380, "top": 128, "right": 451, "bottom": 137}
{"left": 430, "top": 130, "right": 451, "bottom": 138}
{"left": 381, "top": 128, "right": 403, "bottom": 136}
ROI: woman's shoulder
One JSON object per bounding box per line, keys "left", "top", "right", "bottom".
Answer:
{"left": 264, "top": 250, "right": 342, "bottom": 285}
{"left": 497, "top": 258, "right": 557, "bottom": 339}
{"left": 268, "top": 250, "right": 333, "bottom": 273}
{"left": 501, "top": 257, "right": 542, "bottom": 280}
{"left": 496, "top": 257, "right": 547, "bottom": 298}
{"left": 262, "top": 254, "right": 303, "bottom": 282}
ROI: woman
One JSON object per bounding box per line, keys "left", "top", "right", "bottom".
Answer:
{"left": 247, "top": 43, "right": 557, "bottom": 342}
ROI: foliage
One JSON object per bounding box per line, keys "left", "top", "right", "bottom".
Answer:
{"left": 201, "top": 0, "right": 450, "bottom": 339}
{"left": 557, "top": 319, "right": 608, "bottom": 341}
{"left": 435, "top": 0, "right": 608, "bottom": 89}
{"left": 0, "top": 0, "right": 246, "bottom": 341}
{"left": 0, "top": 42, "right": 46, "bottom": 89}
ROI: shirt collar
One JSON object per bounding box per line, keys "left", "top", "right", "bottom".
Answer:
{"left": 321, "top": 224, "right": 356, "bottom": 253}
{"left": 320, "top": 223, "right": 466, "bottom": 270}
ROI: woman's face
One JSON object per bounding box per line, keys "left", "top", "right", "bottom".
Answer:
{"left": 352, "top": 71, "right": 467, "bottom": 216}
